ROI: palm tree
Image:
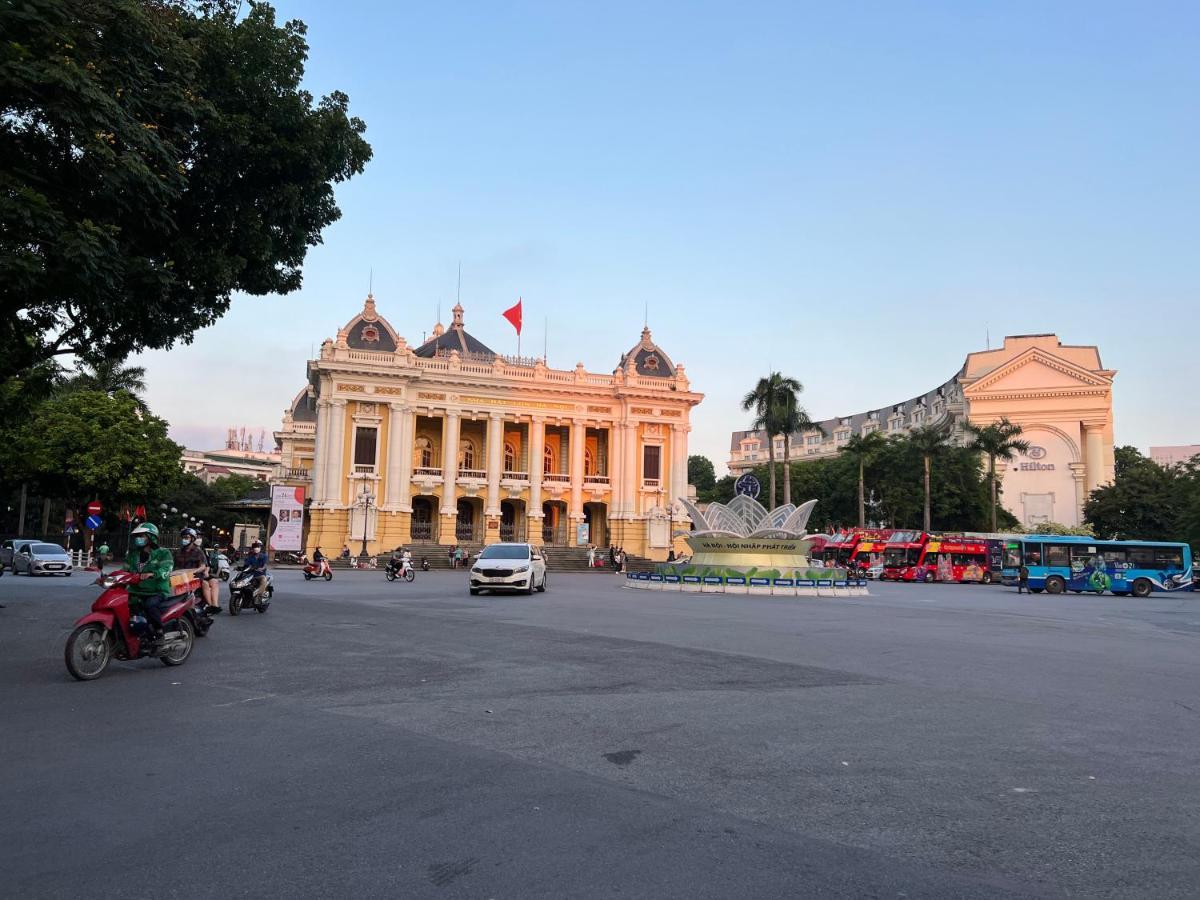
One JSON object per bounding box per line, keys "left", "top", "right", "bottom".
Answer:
{"left": 963, "top": 418, "right": 1030, "bottom": 532}
{"left": 742, "top": 376, "right": 780, "bottom": 509}
{"left": 64, "top": 357, "right": 148, "bottom": 411}
{"left": 906, "top": 425, "right": 953, "bottom": 532}
{"left": 839, "top": 431, "right": 887, "bottom": 527}
{"left": 773, "top": 377, "right": 816, "bottom": 507}
{"left": 742, "top": 373, "right": 811, "bottom": 509}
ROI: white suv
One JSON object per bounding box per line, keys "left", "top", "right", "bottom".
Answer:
{"left": 469, "top": 543, "right": 547, "bottom": 595}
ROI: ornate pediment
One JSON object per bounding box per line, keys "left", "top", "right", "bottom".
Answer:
{"left": 963, "top": 348, "right": 1111, "bottom": 399}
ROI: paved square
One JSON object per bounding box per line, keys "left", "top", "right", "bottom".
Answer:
{"left": 2, "top": 572, "right": 1198, "bottom": 897}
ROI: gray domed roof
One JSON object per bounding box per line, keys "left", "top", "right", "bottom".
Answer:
{"left": 616, "top": 326, "right": 675, "bottom": 377}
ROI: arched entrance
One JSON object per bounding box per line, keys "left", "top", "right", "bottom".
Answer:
{"left": 456, "top": 498, "right": 482, "bottom": 543}
{"left": 542, "top": 500, "right": 568, "bottom": 545}
{"left": 583, "top": 502, "right": 608, "bottom": 549}
{"left": 411, "top": 496, "right": 437, "bottom": 542}
{"left": 500, "top": 500, "right": 526, "bottom": 542}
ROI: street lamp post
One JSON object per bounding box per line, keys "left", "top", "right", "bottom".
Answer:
{"left": 356, "top": 486, "right": 375, "bottom": 558}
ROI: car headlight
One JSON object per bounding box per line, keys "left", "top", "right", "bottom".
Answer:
{"left": 512, "top": 564, "right": 529, "bottom": 573}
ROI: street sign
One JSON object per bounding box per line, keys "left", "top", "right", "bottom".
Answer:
{"left": 734, "top": 474, "right": 761, "bottom": 499}
{"left": 87, "top": 501, "right": 102, "bottom": 516}
{"left": 85, "top": 515, "right": 103, "bottom": 530}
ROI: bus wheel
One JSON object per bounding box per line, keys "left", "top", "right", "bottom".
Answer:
{"left": 1029, "top": 588, "right": 1044, "bottom": 593}
{"left": 923, "top": 571, "right": 935, "bottom": 583}
{"left": 1131, "top": 579, "right": 1152, "bottom": 598}
{"left": 982, "top": 572, "right": 993, "bottom": 584}
{"left": 1045, "top": 576, "right": 1066, "bottom": 595}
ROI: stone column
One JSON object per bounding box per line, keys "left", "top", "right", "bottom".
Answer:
{"left": 609, "top": 423, "right": 624, "bottom": 518}
{"left": 327, "top": 399, "right": 348, "bottom": 508}
{"left": 624, "top": 422, "right": 639, "bottom": 517}
{"left": 486, "top": 412, "right": 503, "bottom": 517}
{"left": 1084, "top": 422, "right": 1105, "bottom": 494}
{"left": 385, "top": 403, "right": 413, "bottom": 511}
{"left": 440, "top": 411, "right": 459, "bottom": 543}
{"left": 312, "top": 398, "right": 330, "bottom": 505}
{"left": 397, "top": 405, "right": 415, "bottom": 512}
{"left": 569, "top": 420, "right": 586, "bottom": 527}
{"left": 670, "top": 424, "right": 688, "bottom": 507}
{"left": 529, "top": 417, "right": 545, "bottom": 534}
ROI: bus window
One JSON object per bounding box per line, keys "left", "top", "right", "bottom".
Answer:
{"left": 1003, "top": 543, "right": 1022, "bottom": 569}
{"left": 1129, "top": 547, "right": 1155, "bottom": 568}
{"left": 1024, "top": 546, "right": 1042, "bottom": 566}
{"left": 1099, "top": 546, "right": 1127, "bottom": 564}
{"left": 1044, "top": 544, "right": 1070, "bottom": 568}
{"left": 1155, "top": 549, "right": 1184, "bottom": 571}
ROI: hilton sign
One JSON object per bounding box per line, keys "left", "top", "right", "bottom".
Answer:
{"left": 1017, "top": 446, "right": 1055, "bottom": 472}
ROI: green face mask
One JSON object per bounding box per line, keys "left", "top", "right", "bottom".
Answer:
{"left": 133, "top": 536, "right": 148, "bottom": 548}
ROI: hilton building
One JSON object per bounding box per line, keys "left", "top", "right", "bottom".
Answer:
{"left": 274, "top": 295, "right": 702, "bottom": 558}
{"left": 729, "top": 334, "right": 1116, "bottom": 528}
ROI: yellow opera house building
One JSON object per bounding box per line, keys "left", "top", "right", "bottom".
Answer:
{"left": 274, "top": 295, "right": 703, "bottom": 559}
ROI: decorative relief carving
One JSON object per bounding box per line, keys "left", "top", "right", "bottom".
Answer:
{"left": 659, "top": 409, "right": 682, "bottom": 417}
{"left": 376, "top": 386, "right": 404, "bottom": 395}
{"left": 357, "top": 402, "right": 378, "bottom": 415}
{"left": 631, "top": 406, "right": 654, "bottom": 415}
{"left": 643, "top": 423, "right": 663, "bottom": 437}
{"left": 587, "top": 405, "right": 611, "bottom": 414}
{"left": 417, "top": 392, "right": 447, "bottom": 401}
{"left": 336, "top": 383, "right": 365, "bottom": 393}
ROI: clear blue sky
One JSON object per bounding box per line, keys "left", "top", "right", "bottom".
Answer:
{"left": 139, "top": 0, "right": 1200, "bottom": 470}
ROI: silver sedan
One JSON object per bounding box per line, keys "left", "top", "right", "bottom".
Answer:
{"left": 13, "top": 542, "right": 74, "bottom": 576}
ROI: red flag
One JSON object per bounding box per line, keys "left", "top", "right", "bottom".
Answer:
{"left": 502, "top": 298, "right": 523, "bottom": 336}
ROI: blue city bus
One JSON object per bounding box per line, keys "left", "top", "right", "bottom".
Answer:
{"left": 1001, "top": 535, "right": 1196, "bottom": 597}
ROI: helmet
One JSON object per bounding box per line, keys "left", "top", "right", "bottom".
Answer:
{"left": 251, "top": 540, "right": 262, "bottom": 551}
{"left": 131, "top": 522, "right": 159, "bottom": 540}
{"left": 180, "top": 527, "right": 197, "bottom": 543}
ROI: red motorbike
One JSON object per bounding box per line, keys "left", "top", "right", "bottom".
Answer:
{"left": 302, "top": 556, "right": 333, "bottom": 581}
{"left": 64, "top": 571, "right": 197, "bottom": 681}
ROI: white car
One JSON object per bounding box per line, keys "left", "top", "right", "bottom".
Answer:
{"left": 13, "top": 542, "right": 73, "bottom": 576}
{"left": 469, "top": 542, "right": 547, "bottom": 595}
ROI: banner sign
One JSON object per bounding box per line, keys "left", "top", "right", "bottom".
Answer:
{"left": 269, "top": 485, "right": 305, "bottom": 552}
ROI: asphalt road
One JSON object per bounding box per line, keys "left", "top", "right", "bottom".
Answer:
{"left": 2, "top": 569, "right": 1199, "bottom": 898}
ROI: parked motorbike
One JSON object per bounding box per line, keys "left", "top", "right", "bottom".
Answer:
{"left": 64, "top": 571, "right": 196, "bottom": 680}
{"left": 302, "top": 556, "right": 333, "bottom": 582}
{"left": 228, "top": 567, "right": 273, "bottom": 616}
{"left": 385, "top": 558, "right": 415, "bottom": 583}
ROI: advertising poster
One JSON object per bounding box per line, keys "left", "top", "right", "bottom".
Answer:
{"left": 269, "top": 485, "right": 305, "bottom": 552}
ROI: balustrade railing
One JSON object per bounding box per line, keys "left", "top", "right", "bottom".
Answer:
{"left": 413, "top": 466, "right": 442, "bottom": 477}
{"left": 353, "top": 464, "right": 376, "bottom": 475}
{"left": 501, "top": 471, "right": 529, "bottom": 482}
{"left": 584, "top": 474, "right": 610, "bottom": 485}
{"left": 543, "top": 472, "right": 570, "bottom": 483}
{"left": 458, "top": 467, "right": 487, "bottom": 480}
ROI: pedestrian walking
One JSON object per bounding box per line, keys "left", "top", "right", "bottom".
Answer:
{"left": 587, "top": 545, "right": 596, "bottom": 568}
{"left": 448, "top": 546, "right": 456, "bottom": 569}
{"left": 1018, "top": 563, "right": 1029, "bottom": 595}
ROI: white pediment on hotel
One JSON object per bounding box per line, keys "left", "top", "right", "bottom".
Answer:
{"left": 964, "top": 348, "right": 1110, "bottom": 397}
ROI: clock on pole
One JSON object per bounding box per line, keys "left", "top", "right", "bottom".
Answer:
{"left": 734, "top": 473, "right": 761, "bottom": 499}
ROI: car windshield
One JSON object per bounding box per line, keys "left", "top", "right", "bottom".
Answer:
{"left": 32, "top": 544, "right": 66, "bottom": 554}
{"left": 479, "top": 545, "right": 529, "bottom": 560}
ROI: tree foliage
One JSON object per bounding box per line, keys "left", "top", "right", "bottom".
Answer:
{"left": 688, "top": 455, "right": 717, "bottom": 500}
{"left": 0, "top": 0, "right": 372, "bottom": 380}
{"left": 1085, "top": 446, "right": 1200, "bottom": 548}
{"left": 2, "top": 390, "right": 182, "bottom": 508}
{"left": 741, "top": 372, "right": 813, "bottom": 509}
{"left": 963, "top": 418, "right": 1030, "bottom": 532}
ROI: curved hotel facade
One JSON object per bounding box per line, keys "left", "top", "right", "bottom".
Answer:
{"left": 729, "top": 334, "right": 1115, "bottom": 527}
{"left": 275, "top": 295, "right": 703, "bottom": 559}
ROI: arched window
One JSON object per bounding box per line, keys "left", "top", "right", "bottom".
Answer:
{"left": 504, "top": 442, "right": 516, "bottom": 473}
{"left": 543, "top": 445, "right": 554, "bottom": 474}
{"left": 414, "top": 436, "right": 433, "bottom": 469}
{"left": 459, "top": 440, "right": 476, "bottom": 470}
{"left": 584, "top": 447, "right": 594, "bottom": 477}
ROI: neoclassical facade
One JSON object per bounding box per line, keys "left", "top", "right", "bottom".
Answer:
{"left": 275, "top": 296, "right": 703, "bottom": 558}
{"left": 729, "top": 334, "right": 1115, "bottom": 527}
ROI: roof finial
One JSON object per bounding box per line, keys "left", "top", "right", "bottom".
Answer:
{"left": 452, "top": 302, "right": 464, "bottom": 328}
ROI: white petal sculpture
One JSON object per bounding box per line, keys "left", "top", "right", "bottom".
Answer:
{"left": 682, "top": 495, "right": 817, "bottom": 539}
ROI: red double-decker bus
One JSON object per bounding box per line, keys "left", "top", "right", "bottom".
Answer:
{"left": 820, "top": 530, "right": 894, "bottom": 572}
{"left": 880, "top": 531, "right": 931, "bottom": 581}
{"left": 907, "top": 539, "right": 994, "bottom": 583}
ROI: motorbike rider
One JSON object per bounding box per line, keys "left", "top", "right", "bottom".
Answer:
{"left": 173, "top": 528, "right": 212, "bottom": 613}
{"left": 241, "top": 540, "right": 269, "bottom": 600}
{"left": 312, "top": 546, "right": 328, "bottom": 575}
{"left": 122, "top": 522, "right": 175, "bottom": 640}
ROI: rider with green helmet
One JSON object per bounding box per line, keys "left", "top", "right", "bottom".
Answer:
{"left": 123, "top": 522, "right": 175, "bottom": 637}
